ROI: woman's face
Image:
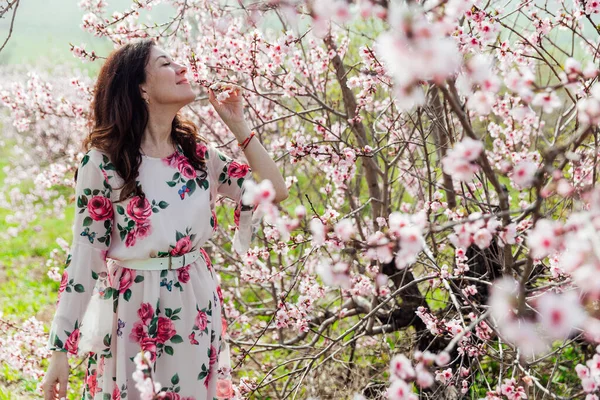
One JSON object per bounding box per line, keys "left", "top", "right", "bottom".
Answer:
{"left": 140, "top": 46, "right": 196, "bottom": 108}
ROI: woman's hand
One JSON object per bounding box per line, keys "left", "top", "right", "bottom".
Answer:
{"left": 41, "top": 351, "right": 69, "bottom": 400}
{"left": 208, "top": 83, "right": 246, "bottom": 127}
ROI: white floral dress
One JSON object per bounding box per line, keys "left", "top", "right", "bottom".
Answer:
{"left": 46, "top": 140, "right": 259, "bottom": 400}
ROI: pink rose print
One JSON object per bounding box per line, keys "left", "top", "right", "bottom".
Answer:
{"left": 176, "top": 156, "right": 197, "bottom": 179}
{"left": 129, "top": 321, "right": 148, "bottom": 343}
{"left": 86, "top": 370, "right": 98, "bottom": 396}
{"left": 135, "top": 221, "right": 152, "bottom": 239}
{"left": 200, "top": 248, "right": 212, "bottom": 270}
{"left": 204, "top": 366, "right": 213, "bottom": 389}
{"left": 195, "top": 310, "right": 208, "bottom": 331}
{"left": 125, "top": 229, "right": 136, "bottom": 247}
{"left": 209, "top": 344, "right": 218, "bottom": 366}
{"left": 112, "top": 383, "right": 120, "bottom": 400}
{"left": 163, "top": 151, "right": 180, "bottom": 167}
{"left": 171, "top": 236, "right": 192, "bottom": 256}
{"left": 189, "top": 331, "right": 199, "bottom": 345}
{"left": 57, "top": 271, "right": 68, "bottom": 303}
{"left": 155, "top": 316, "right": 177, "bottom": 344}
{"left": 227, "top": 161, "right": 250, "bottom": 178}
{"left": 222, "top": 317, "right": 228, "bottom": 336}
{"left": 64, "top": 328, "right": 80, "bottom": 354}
{"left": 59, "top": 271, "right": 68, "bottom": 293}
{"left": 212, "top": 209, "right": 218, "bottom": 231}
{"left": 216, "top": 379, "right": 234, "bottom": 398}
{"left": 234, "top": 205, "right": 240, "bottom": 227}
{"left": 126, "top": 195, "right": 152, "bottom": 223}
{"left": 140, "top": 337, "right": 157, "bottom": 362}
{"left": 177, "top": 265, "right": 190, "bottom": 284}
{"left": 101, "top": 168, "right": 109, "bottom": 184}
{"left": 88, "top": 195, "right": 114, "bottom": 221}
{"left": 118, "top": 268, "right": 134, "bottom": 294}
{"left": 216, "top": 286, "right": 223, "bottom": 304}
{"left": 98, "top": 356, "right": 105, "bottom": 375}
{"left": 162, "top": 393, "right": 181, "bottom": 400}
{"left": 138, "top": 302, "right": 154, "bottom": 325}
{"left": 195, "top": 143, "right": 207, "bottom": 159}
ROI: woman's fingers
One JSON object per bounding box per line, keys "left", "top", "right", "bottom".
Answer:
{"left": 209, "top": 82, "right": 241, "bottom": 95}
{"left": 41, "top": 378, "right": 55, "bottom": 400}
{"left": 58, "top": 374, "right": 68, "bottom": 399}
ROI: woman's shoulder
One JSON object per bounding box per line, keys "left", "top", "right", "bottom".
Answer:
{"left": 81, "top": 147, "right": 122, "bottom": 189}
{"left": 86, "top": 146, "right": 111, "bottom": 161}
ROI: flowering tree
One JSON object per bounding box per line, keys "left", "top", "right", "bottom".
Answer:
{"left": 4, "top": 0, "right": 600, "bottom": 398}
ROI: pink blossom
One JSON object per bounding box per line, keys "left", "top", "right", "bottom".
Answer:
{"left": 498, "top": 223, "right": 517, "bottom": 247}
{"left": 435, "top": 368, "right": 453, "bottom": 384}
{"left": 467, "top": 90, "right": 496, "bottom": 115}
{"left": 527, "top": 219, "right": 562, "bottom": 259}
{"left": 435, "top": 351, "right": 451, "bottom": 366}
{"left": 452, "top": 137, "right": 484, "bottom": 161}
{"left": 415, "top": 367, "right": 433, "bottom": 388}
{"left": 585, "top": 0, "right": 600, "bottom": 14}
{"left": 537, "top": 291, "right": 585, "bottom": 340}
{"left": 563, "top": 57, "right": 582, "bottom": 82}
{"left": 366, "top": 231, "right": 393, "bottom": 263}
{"left": 473, "top": 228, "right": 493, "bottom": 248}
{"left": 576, "top": 364, "right": 590, "bottom": 379}
{"left": 442, "top": 138, "right": 484, "bottom": 182}
{"left": 315, "top": 259, "right": 351, "bottom": 289}
{"left": 489, "top": 276, "right": 519, "bottom": 323}
{"left": 241, "top": 179, "right": 275, "bottom": 206}
{"left": 531, "top": 90, "right": 562, "bottom": 113}
{"left": 309, "top": 218, "right": 326, "bottom": 246}
{"left": 582, "top": 377, "right": 597, "bottom": 393}
{"left": 387, "top": 379, "right": 414, "bottom": 400}
{"left": 577, "top": 95, "right": 600, "bottom": 126}
{"left": 389, "top": 354, "right": 415, "bottom": 380}
{"left": 334, "top": 219, "right": 355, "bottom": 242}
{"left": 442, "top": 157, "right": 479, "bottom": 182}
{"left": 500, "top": 378, "right": 528, "bottom": 399}
{"left": 295, "top": 205, "right": 306, "bottom": 218}
{"left": 511, "top": 160, "right": 537, "bottom": 188}
{"left": 556, "top": 179, "right": 574, "bottom": 197}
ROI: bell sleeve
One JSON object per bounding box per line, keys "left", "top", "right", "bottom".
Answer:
{"left": 46, "top": 149, "right": 114, "bottom": 354}
{"left": 207, "top": 144, "right": 262, "bottom": 255}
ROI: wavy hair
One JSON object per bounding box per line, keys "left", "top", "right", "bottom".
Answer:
{"left": 77, "top": 39, "right": 208, "bottom": 202}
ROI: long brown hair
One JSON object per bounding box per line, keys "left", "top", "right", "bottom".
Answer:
{"left": 77, "top": 39, "right": 208, "bottom": 202}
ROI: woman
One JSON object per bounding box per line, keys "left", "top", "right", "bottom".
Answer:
{"left": 41, "top": 39, "right": 288, "bottom": 399}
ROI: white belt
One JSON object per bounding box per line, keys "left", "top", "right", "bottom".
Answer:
{"left": 108, "top": 248, "right": 202, "bottom": 271}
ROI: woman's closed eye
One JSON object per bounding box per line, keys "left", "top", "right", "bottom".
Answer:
{"left": 163, "top": 62, "right": 171, "bottom": 66}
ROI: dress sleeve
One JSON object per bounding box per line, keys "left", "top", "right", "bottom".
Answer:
{"left": 206, "top": 144, "right": 262, "bottom": 255}
{"left": 47, "top": 149, "right": 114, "bottom": 354}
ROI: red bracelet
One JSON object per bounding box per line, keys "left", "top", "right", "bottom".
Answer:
{"left": 238, "top": 131, "right": 256, "bottom": 150}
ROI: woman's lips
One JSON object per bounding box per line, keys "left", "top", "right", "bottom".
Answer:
{"left": 177, "top": 80, "right": 189, "bottom": 85}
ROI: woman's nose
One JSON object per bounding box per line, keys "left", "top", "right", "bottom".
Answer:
{"left": 177, "top": 64, "right": 188, "bottom": 75}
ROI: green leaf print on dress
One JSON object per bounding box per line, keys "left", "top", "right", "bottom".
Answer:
{"left": 158, "top": 372, "right": 182, "bottom": 395}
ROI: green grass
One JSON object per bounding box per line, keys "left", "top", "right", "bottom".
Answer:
{"left": 0, "top": 136, "right": 89, "bottom": 398}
